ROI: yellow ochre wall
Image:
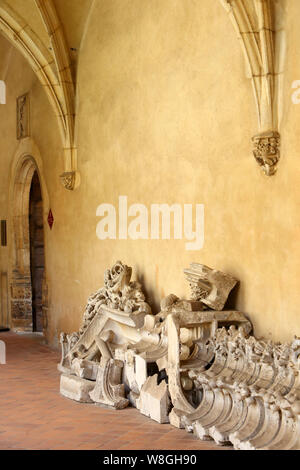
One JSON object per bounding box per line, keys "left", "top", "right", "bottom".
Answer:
{"left": 0, "top": 0, "right": 300, "bottom": 346}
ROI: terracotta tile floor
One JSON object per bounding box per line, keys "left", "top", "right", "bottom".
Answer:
{"left": 0, "top": 332, "right": 230, "bottom": 450}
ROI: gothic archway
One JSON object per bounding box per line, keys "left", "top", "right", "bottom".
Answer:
{"left": 9, "top": 140, "right": 49, "bottom": 333}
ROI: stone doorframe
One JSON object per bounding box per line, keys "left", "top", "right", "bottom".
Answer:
{"left": 8, "top": 138, "right": 49, "bottom": 333}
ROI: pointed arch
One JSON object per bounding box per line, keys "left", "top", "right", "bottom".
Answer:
{"left": 0, "top": 0, "right": 78, "bottom": 187}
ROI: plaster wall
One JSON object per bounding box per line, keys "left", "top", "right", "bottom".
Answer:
{"left": 0, "top": 0, "right": 300, "bottom": 345}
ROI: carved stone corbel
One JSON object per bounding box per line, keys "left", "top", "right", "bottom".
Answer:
{"left": 59, "top": 171, "right": 76, "bottom": 191}
{"left": 252, "top": 130, "right": 280, "bottom": 176}
{"left": 219, "top": 0, "right": 284, "bottom": 175}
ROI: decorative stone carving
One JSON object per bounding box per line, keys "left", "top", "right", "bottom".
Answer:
{"left": 58, "top": 261, "right": 300, "bottom": 450}
{"left": 16, "top": 93, "right": 30, "bottom": 140}
{"left": 59, "top": 172, "right": 76, "bottom": 191}
{"left": 252, "top": 131, "right": 280, "bottom": 176}
{"left": 89, "top": 358, "right": 129, "bottom": 409}
{"left": 59, "top": 261, "right": 153, "bottom": 409}
{"left": 10, "top": 276, "right": 33, "bottom": 332}
{"left": 184, "top": 263, "right": 238, "bottom": 310}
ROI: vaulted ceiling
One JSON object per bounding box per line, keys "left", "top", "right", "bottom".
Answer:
{"left": 0, "top": 0, "right": 93, "bottom": 77}
{"left": 0, "top": 0, "right": 285, "bottom": 184}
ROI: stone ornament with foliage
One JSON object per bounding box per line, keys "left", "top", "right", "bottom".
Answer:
{"left": 58, "top": 261, "right": 300, "bottom": 450}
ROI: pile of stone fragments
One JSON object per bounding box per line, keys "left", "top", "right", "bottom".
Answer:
{"left": 58, "top": 261, "right": 300, "bottom": 450}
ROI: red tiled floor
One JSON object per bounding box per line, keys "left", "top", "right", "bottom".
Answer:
{"left": 0, "top": 332, "right": 231, "bottom": 450}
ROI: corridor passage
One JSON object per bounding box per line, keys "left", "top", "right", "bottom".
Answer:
{"left": 0, "top": 332, "right": 228, "bottom": 451}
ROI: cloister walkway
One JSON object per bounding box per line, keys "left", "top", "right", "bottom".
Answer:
{"left": 0, "top": 332, "right": 229, "bottom": 451}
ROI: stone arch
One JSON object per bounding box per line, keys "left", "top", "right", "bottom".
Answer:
{"left": 8, "top": 138, "right": 49, "bottom": 333}
{"left": 0, "top": 0, "right": 79, "bottom": 188}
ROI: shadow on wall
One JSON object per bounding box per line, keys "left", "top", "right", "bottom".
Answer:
{"left": 135, "top": 268, "right": 161, "bottom": 314}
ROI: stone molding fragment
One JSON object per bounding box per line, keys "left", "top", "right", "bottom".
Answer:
{"left": 184, "top": 263, "right": 238, "bottom": 311}
{"left": 89, "top": 358, "right": 129, "bottom": 409}
{"left": 58, "top": 261, "right": 300, "bottom": 450}
{"left": 177, "top": 329, "right": 300, "bottom": 450}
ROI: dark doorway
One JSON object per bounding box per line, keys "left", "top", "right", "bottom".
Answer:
{"left": 29, "top": 171, "right": 45, "bottom": 332}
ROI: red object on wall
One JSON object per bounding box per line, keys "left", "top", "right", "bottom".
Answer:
{"left": 47, "top": 209, "right": 54, "bottom": 230}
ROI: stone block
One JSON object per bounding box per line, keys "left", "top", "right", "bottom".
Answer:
{"left": 136, "top": 374, "right": 170, "bottom": 424}
{"left": 60, "top": 373, "right": 95, "bottom": 403}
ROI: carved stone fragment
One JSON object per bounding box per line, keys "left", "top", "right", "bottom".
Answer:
{"left": 136, "top": 375, "right": 170, "bottom": 424}
{"left": 89, "top": 358, "right": 129, "bottom": 409}
{"left": 59, "top": 171, "right": 76, "bottom": 191}
{"left": 184, "top": 263, "right": 238, "bottom": 311}
{"left": 60, "top": 373, "right": 94, "bottom": 403}
{"left": 252, "top": 131, "right": 280, "bottom": 176}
